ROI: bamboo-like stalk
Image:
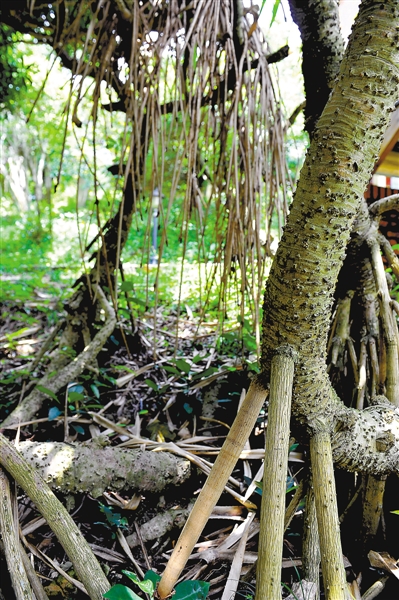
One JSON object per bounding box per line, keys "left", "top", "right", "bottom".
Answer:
{"left": 302, "top": 480, "right": 320, "bottom": 598}
{"left": 0, "top": 434, "right": 110, "bottom": 600}
{"left": 0, "top": 468, "right": 32, "bottom": 600}
{"left": 362, "top": 474, "right": 387, "bottom": 545}
{"left": 255, "top": 346, "right": 296, "bottom": 600}
{"left": 310, "top": 431, "right": 349, "bottom": 600}
{"left": 369, "top": 239, "right": 399, "bottom": 405}
{"left": 157, "top": 378, "right": 268, "bottom": 599}
{"left": 362, "top": 239, "right": 399, "bottom": 547}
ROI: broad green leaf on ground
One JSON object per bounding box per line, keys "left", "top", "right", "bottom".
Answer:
{"left": 122, "top": 570, "right": 157, "bottom": 595}
{"left": 175, "top": 359, "right": 191, "bottom": 374}
{"left": 142, "top": 570, "right": 161, "bottom": 587}
{"left": 103, "top": 584, "right": 142, "bottom": 600}
{"left": 174, "top": 580, "right": 210, "bottom": 600}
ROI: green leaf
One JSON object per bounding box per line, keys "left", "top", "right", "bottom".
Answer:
{"left": 191, "top": 366, "right": 218, "bottom": 380}
{"left": 103, "top": 584, "right": 142, "bottom": 600}
{"left": 122, "top": 571, "right": 140, "bottom": 585}
{"left": 174, "top": 580, "right": 210, "bottom": 600}
{"left": 175, "top": 359, "right": 191, "bottom": 374}
{"left": 143, "top": 570, "right": 161, "bottom": 587}
{"left": 144, "top": 378, "right": 158, "bottom": 391}
{"left": 243, "top": 333, "right": 257, "bottom": 352}
{"left": 270, "top": 0, "right": 281, "bottom": 27}
{"left": 90, "top": 383, "right": 100, "bottom": 399}
{"left": 391, "top": 510, "right": 399, "bottom": 515}
{"left": 120, "top": 281, "right": 134, "bottom": 292}
{"left": 122, "top": 570, "right": 156, "bottom": 594}
{"left": 48, "top": 406, "right": 62, "bottom": 421}
{"left": 259, "top": 0, "right": 268, "bottom": 15}
{"left": 163, "top": 365, "right": 180, "bottom": 375}
{"left": 192, "top": 354, "right": 206, "bottom": 363}
{"left": 68, "top": 391, "right": 85, "bottom": 402}
{"left": 98, "top": 503, "right": 128, "bottom": 529}
{"left": 37, "top": 385, "right": 59, "bottom": 402}
{"left": 69, "top": 384, "right": 85, "bottom": 394}
{"left": 5, "top": 326, "right": 31, "bottom": 341}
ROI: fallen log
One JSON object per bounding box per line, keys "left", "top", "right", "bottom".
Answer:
{"left": 17, "top": 440, "right": 191, "bottom": 496}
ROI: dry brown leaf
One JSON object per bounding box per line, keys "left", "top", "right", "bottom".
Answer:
{"left": 368, "top": 550, "right": 399, "bottom": 579}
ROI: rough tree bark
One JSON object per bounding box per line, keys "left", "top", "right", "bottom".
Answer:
{"left": 288, "top": 0, "right": 345, "bottom": 136}
{"left": 13, "top": 441, "right": 191, "bottom": 496}
{"left": 260, "top": 0, "right": 399, "bottom": 596}
{"left": 261, "top": 0, "right": 399, "bottom": 451}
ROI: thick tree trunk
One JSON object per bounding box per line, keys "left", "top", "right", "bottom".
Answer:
{"left": 260, "top": 2, "right": 399, "bottom": 594}
{"left": 261, "top": 0, "right": 399, "bottom": 430}
{"left": 288, "top": 0, "right": 345, "bottom": 136}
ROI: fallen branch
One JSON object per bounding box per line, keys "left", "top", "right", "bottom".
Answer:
{"left": 0, "top": 467, "right": 32, "bottom": 600}
{"left": 126, "top": 503, "right": 194, "bottom": 548}
{"left": 0, "top": 433, "right": 110, "bottom": 600}
{"left": 2, "top": 285, "right": 116, "bottom": 428}
{"left": 15, "top": 440, "right": 191, "bottom": 496}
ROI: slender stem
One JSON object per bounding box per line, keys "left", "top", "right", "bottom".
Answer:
{"left": 157, "top": 378, "right": 268, "bottom": 599}
{"left": 362, "top": 239, "right": 399, "bottom": 547}
{"left": 310, "top": 431, "right": 349, "bottom": 600}
{"left": 0, "top": 434, "right": 110, "bottom": 600}
{"left": 255, "top": 346, "right": 296, "bottom": 600}
{"left": 369, "top": 239, "right": 399, "bottom": 405}
{"left": 0, "top": 468, "right": 32, "bottom": 600}
{"left": 302, "top": 479, "right": 320, "bottom": 597}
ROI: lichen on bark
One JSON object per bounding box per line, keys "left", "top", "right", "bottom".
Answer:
{"left": 17, "top": 441, "right": 191, "bottom": 497}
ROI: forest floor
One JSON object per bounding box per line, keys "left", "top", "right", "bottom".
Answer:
{"left": 0, "top": 288, "right": 308, "bottom": 600}
{"left": 1, "top": 289, "right": 398, "bottom": 599}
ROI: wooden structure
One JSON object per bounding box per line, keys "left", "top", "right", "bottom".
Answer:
{"left": 365, "top": 106, "right": 399, "bottom": 249}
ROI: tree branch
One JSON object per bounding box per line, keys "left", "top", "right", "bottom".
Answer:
{"left": 0, "top": 434, "right": 110, "bottom": 600}
{"left": 369, "top": 193, "right": 399, "bottom": 218}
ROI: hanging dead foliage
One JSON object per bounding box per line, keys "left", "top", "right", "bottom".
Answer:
{"left": 2, "top": 0, "right": 290, "bottom": 341}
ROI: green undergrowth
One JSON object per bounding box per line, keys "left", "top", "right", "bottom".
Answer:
{"left": 104, "top": 570, "right": 209, "bottom": 600}
{"left": 0, "top": 210, "right": 264, "bottom": 338}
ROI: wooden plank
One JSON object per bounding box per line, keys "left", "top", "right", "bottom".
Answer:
{"left": 376, "top": 106, "right": 399, "bottom": 168}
